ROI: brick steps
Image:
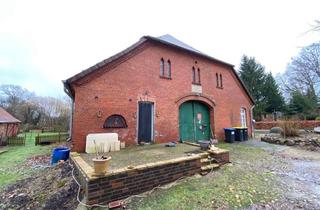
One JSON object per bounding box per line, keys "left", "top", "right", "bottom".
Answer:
{"left": 201, "top": 163, "right": 220, "bottom": 171}
{"left": 200, "top": 157, "right": 218, "bottom": 164}
{"left": 200, "top": 154, "right": 220, "bottom": 175}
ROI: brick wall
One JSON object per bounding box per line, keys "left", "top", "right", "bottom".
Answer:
{"left": 0, "top": 123, "right": 19, "bottom": 138}
{"left": 70, "top": 41, "right": 253, "bottom": 152}
{"left": 86, "top": 157, "right": 201, "bottom": 205}
{"left": 254, "top": 120, "right": 320, "bottom": 130}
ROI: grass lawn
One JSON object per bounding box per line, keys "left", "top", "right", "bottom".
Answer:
{"left": 128, "top": 142, "right": 286, "bottom": 210}
{"left": 0, "top": 132, "right": 61, "bottom": 188}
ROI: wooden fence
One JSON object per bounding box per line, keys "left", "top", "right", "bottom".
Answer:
{"left": 35, "top": 132, "right": 69, "bottom": 145}
{"left": 7, "top": 136, "right": 26, "bottom": 146}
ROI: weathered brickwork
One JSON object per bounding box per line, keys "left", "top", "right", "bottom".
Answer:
{"left": 86, "top": 158, "right": 201, "bottom": 205}
{"left": 0, "top": 123, "right": 19, "bottom": 137}
{"left": 70, "top": 41, "right": 253, "bottom": 152}
{"left": 208, "top": 149, "right": 230, "bottom": 164}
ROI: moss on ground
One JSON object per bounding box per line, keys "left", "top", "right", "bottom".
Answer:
{"left": 128, "top": 142, "right": 286, "bottom": 210}
{"left": 80, "top": 143, "right": 203, "bottom": 170}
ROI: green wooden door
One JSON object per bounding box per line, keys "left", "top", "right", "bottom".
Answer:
{"left": 179, "top": 102, "right": 194, "bottom": 141}
{"left": 193, "top": 102, "right": 210, "bottom": 141}
{"left": 179, "top": 101, "right": 210, "bottom": 142}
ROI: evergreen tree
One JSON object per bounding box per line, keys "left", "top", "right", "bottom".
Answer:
{"left": 239, "top": 55, "right": 266, "bottom": 103}
{"left": 239, "top": 55, "right": 285, "bottom": 120}
{"left": 263, "top": 72, "right": 285, "bottom": 113}
{"left": 287, "top": 89, "right": 318, "bottom": 119}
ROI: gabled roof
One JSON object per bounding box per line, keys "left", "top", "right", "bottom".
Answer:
{"left": 0, "top": 107, "right": 21, "bottom": 123}
{"left": 145, "top": 34, "right": 234, "bottom": 68}
{"left": 63, "top": 34, "right": 254, "bottom": 104}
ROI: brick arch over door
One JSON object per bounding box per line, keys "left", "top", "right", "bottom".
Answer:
{"left": 175, "top": 93, "right": 216, "bottom": 109}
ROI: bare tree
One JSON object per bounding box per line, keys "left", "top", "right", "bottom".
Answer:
{"left": 0, "top": 84, "right": 36, "bottom": 116}
{"left": 36, "top": 96, "right": 71, "bottom": 131}
{"left": 312, "top": 20, "right": 320, "bottom": 32}
{"left": 0, "top": 84, "right": 71, "bottom": 131}
{"left": 280, "top": 42, "right": 320, "bottom": 96}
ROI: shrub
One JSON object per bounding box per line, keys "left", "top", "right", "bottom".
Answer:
{"left": 316, "top": 116, "right": 320, "bottom": 121}
{"left": 280, "top": 121, "right": 299, "bottom": 137}
{"left": 305, "top": 113, "right": 318, "bottom": 120}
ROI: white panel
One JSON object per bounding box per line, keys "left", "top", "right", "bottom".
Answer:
{"left": 191, "top": 84, "right": 202, "bottom": 93}
{"left": 85, "top": 133, "right": 120, "bottom": 153}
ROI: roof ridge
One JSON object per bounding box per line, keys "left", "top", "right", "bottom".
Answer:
{"left": 157, "top": 34, "right": 202, "bottom": 53}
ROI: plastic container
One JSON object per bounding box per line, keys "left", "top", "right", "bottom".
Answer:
{"left": 93, "top": 157, "right": 111, "bottom": 175}
{"left": 51, "top": 147, "right": 70, "bottom": 165}
{"left": 224, "top": 128, "right": 236, "bottom": 143}
{"left": 198, "top": 140, "right": 210, "bottom": 150}
{"left": 243, "top": 128, "right": 248, "bottom": 141}
{"left": 234, "top": 127, "right": 244, "bottom": 141}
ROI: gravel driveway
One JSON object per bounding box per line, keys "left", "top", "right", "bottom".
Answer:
{"left": 244, "top": 140, "right": 320, "bottom": 209}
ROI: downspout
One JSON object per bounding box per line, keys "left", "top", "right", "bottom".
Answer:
{"left": 68, "top": 100, "right": 74, "bottom": 142}
{"left": 62, "top": 80, "right": 74, "bottom": 141}
{"left": 250, "top": 105, "right": 255, "bottom": 139}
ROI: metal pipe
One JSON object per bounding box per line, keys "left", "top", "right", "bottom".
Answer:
{"left": 62, "top": 80, "right": 74, "bottom": 141}
{"left": 250, "top": 105, "right": 255, "bottom": 139}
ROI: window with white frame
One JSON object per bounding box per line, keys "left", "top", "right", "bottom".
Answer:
{"left": 240, "top": 108, "right": 247, "bottom": 127}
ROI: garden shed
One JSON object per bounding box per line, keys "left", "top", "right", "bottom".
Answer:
{"left": 0, "top": 107, "right": 21, "bottom": 140}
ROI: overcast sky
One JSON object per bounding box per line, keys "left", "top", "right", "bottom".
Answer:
{"left": 0, "top": 0, "right": 319, "bottom": 97}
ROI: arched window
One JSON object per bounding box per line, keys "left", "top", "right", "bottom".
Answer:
{"left": 197, "top": 68, "right": 201, "bottom": 84}
{"left": 160, "top": 58, "right": 164, "bottom": 77}
{"left": 240, "top": 108, "right": 247, "bottom": 127}
{"left": 103, "top": 114, "right": 127, "bottom": 128}
{"left": 220, "top": 74, "right": 223, "bottom": 88}
{"left": 192, "top": 67, "right": 196, "bottom": 83}
{"left": 167, "top": 60, "right": 171, "bottom": 78}
{"left": 216, "top": 73, "right": 219, "bottom": 87}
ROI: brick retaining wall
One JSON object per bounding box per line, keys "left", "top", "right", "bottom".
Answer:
{"left": 86, "top": 157, "right": 201, "bottom": 204}
{"left": 71, "top": 147, "right": 230, "bottom": 206}
{"left": 254, "top": 121, "right": 320, "bottom": 130}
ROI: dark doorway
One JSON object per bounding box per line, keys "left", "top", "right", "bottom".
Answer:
{"left": 138, "top": 102, "right": 153, "bottom": 143}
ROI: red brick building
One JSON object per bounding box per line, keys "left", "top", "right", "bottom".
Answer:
{"left": 0, "top": 107, "right": 21, "bottom": 139}
{"left": 64, "top": 35, "right": 254, "bottom": 152}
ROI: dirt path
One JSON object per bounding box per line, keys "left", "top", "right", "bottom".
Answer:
{"left": 0, "top": 162, "right": 79, "bottom": 210}
{"left": 244, "top": 140, "right": 320, "bottom": 209}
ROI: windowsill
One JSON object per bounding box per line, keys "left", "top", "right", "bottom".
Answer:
{"left": 160, "top": 75, "right": 172, "bottom": 80}
{"left": 192, "top": 82, "right": 201, "bottom": 86}
{"left": 216, "top": 86, "right": 223, "bottom": 89}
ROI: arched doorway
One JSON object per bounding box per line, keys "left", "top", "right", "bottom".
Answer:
{"left": 179, "top": 100, "right": 211, "bottom": 142}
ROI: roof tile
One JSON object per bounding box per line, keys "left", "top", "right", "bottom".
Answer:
{"left": 0, "top": 107, "right": 21, "bottom": 123}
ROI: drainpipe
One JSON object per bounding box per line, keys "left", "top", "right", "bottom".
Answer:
{"left": 62, "top": 80, "right": 74, "bottom": 141}
{"left": 68, "top": 100, "right": 74, "bottom": 141}
{"left": 250, "top": 105, "right": 255, "bottom": 139}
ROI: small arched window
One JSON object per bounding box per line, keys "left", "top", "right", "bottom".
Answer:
{"left": 197, "top": 68, "right": 201, "bottom": 84}
{"left": 192, "top": 67, "right": 196, "bottom": 83}
{"left": 103, "top": 114, "right": 127, "bottom": 128}
{"left": 216, "top": 73, "right": 219, "bottom": 87}
{"left": 160, "top": 58, "right": 165, "bottom": 77}
{"left": 167, "top": 60, "right": 171, "bottom": 78}
{"left": 220, "top": 74, "right": 223, "bottom": 88}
